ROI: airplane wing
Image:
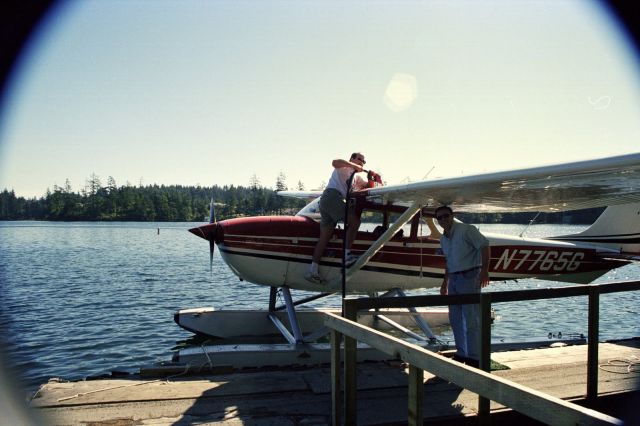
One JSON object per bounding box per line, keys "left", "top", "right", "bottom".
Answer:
{"left": 277, "top": 190, "right": 323, "bottom": 199}
{"left": 364, "top": 152, "right": 640, "bottom": 213}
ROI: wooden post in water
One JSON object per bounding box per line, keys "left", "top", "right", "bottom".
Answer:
{"left": 331, "top": 329, "right": 342, "bottom": 426}
{"left": 478, "top": 293, "right": 492, "bottom": 423}
{"left": 343, "top": 299, "right": 358, "bottom": 425}
{"left": 587, "top": 285, "right": 600, "bottom": 406}
{"left": 408, "top": 365, "right": 424, "bottom": 426}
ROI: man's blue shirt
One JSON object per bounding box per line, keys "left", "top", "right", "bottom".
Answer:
{"left": 440, "top": 222, "right": 489, "bottom": 273}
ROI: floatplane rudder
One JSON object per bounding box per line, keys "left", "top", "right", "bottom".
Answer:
{"left": 550, "top": 202, "right": 640, "bottom": 256}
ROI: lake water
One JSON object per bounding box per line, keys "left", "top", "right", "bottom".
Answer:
{"left": 1, "top": 221, "right": 639, "bottom": 392}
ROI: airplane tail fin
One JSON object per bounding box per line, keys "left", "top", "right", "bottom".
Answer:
{"left": 550, "top": 202, "right": 640, "bottom": 256}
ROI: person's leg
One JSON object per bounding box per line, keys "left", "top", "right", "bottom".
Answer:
{"left": 447, "top": 274, "right": 467, "bottom": 358}
{"left": 459, "top": 269, "right": 481, "bottom": 362}
{"left": 345, "top": 210, "right": 361, "bottom": 250}
{"left": 312, "top": 224, "right": 334, "bottom": 264}
{"left": 308, "top": 190, "right": 342, "bottom": 278}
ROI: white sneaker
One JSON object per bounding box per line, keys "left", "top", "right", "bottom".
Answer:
{"left": 345, "top": 253, "right": 359, "bottom": 267}
{"left": 304, "top": 271, "right": 323, "bottom": 284}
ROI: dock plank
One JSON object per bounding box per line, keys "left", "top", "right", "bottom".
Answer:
{"left": 30, "top": 340, "right": 640, "bottom": 425}
{"left": 32, "top": 372, "right": 309, "bottom": 407}
{"left": 491, "top": 341, "right": 640, "bottom": 369}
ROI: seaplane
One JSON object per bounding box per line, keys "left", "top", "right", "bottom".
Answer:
{"left": 176, "top": 153, "right": 640, "bottom": 355}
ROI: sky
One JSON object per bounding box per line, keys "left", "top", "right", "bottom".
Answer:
{"left": 1, "top": 0, "right": 639, "bottom": 198}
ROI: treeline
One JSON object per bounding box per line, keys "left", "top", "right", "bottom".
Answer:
{"left": 0, "top": 174, "right": 306, "bottom": 222}
{"left": 0, "top": 174, "right": 605, "bottom": 223}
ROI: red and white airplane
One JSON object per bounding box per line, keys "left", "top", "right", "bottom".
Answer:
{"left": 180, "top": 153, "right": 640, "bottom": 342}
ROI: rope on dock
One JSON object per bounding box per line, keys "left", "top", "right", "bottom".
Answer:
{"left": 53, "top": 364, "right": 192, "bottom": 403}
{"left": 164, "top": 363, "right": 192, "bottom": 382}
{"left": 56, "top": 379, "right": 163, "bottom": 402}
{"left": 197, "top": 340, "right": 214, "bottom": 371}
{"left": 599, "top": 356, "right": 639, "bottom": 374}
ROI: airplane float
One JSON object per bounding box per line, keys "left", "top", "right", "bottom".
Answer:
{"left": 177, "top": 153, "right": 640, "bottom": 346}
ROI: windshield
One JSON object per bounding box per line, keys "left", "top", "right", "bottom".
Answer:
{"left": 296, "top": 197, "right": 321, "bottom": 221}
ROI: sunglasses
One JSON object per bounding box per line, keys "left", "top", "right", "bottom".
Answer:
{"left": 436, "top": 213, "right": 451, "bottom": 221}
{"left": 354, "top": 156, "right": 366, "bottom": 164}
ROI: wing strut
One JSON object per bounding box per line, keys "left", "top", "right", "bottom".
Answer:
{"left": 345, "top": 201, "right": 422, "bottom": 281}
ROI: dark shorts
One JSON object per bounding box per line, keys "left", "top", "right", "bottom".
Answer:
{"left": 319, "top": 188, "right": 345, "bottom": 227}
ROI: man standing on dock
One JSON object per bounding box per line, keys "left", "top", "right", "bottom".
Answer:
{"left": 436, "top": 205, "right": 490, "bottom": 368}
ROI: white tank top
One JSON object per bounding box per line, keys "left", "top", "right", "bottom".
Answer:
{"left": 327, "top": 167, "right": 367, "bottom": 197}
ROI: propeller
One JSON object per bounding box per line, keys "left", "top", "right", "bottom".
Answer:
{"left": 187, "top": 197, "right": 219, "bottom": 272}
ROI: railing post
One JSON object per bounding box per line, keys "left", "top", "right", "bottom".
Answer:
{"left": 343, "top": 298, "right": 359, "bottom": 425}
{"left": 478, "top": 293, "right": 492, "bottom": 423}
{"left": 331, "top": 329, "right": 342, "bottom": 426}
{"left": 408, "top": 365, "right": 424, "bottom": 426}
{"left": 587, "top": 285, "right": 600, "bottom": 406}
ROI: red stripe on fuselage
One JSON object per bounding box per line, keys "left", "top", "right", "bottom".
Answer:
{"left": 214, "top": 216, "right": 628, "bottom": 277}
{"left": 217, "top": 216, "right": 441, "bottom": 269}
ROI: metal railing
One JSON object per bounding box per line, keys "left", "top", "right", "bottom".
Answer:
{"left": 324, "top": 279, "right": 640, "bottom": 425}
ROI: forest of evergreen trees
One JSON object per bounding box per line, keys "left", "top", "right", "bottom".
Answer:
{"left": 0, "top": 173, "right": 306, "bottom": 222}
{"left": 0, "top": 173, "right": 604, "bottom": 223}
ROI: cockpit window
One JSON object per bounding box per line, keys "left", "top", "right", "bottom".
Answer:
{"left": 296, "top": 197, "right": 321, "bottom": 221}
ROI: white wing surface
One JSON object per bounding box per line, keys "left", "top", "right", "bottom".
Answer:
{"left": 276, "top": 190, "right": 323, "bottom": 199}
{"left": 365, "top": 153, "right": 640, "bottom": 213}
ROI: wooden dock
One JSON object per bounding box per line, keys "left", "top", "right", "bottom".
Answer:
{"left": 29, "top": 339, "right": 639, "bottom": 425}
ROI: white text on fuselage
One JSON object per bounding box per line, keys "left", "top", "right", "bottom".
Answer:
{"left": 495, "top": 249, "right": 584, "bottom": 272}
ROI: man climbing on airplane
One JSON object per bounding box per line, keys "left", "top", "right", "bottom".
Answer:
{"left": 437, "top": 205, "right": 490, "bottom": 368}
{"left": 305, "top": 153, "right": 368, "bottom": 284}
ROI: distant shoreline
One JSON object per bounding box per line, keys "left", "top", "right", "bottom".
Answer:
{"left": 1, "top": 185, "right": 605, "bottom": 224}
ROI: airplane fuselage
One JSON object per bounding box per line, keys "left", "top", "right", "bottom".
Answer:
{"left": 192, "top": 215, "right": 628, "bottom": 293}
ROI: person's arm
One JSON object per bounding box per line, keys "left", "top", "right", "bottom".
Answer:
{"left": 352, "top": 172, "right": 369, "bottom": 190}
{"left": 440, "top": 269, "right": 448, "bottom": 295}
{"left": 480, "top": 245, "right": 490, "bottom": 287}
{"left": 332, "top": 158, "right": 363, "bottom": 172}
